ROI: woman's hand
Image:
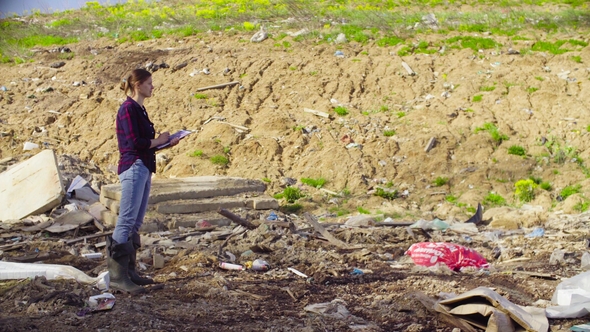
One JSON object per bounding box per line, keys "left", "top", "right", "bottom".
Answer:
{"left": 169, "top": 137, "right": 180, "bottom": 147}
{"left": 156, "top": 132, "right": 170, "bottom": 145}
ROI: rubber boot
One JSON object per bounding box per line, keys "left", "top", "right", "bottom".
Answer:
{"left": 106, "top": 236, "right": 145, "bottom": 294}
{"left": 128, "top": 233, "right": 155, "bottom": 285}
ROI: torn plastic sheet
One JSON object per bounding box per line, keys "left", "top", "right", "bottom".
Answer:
{"left": 0, "top": 261, "right": 109, "bottom": 290}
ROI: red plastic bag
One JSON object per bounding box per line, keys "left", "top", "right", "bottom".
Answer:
{"left": 405, "top": 242, "right": 489, "bottom": 271}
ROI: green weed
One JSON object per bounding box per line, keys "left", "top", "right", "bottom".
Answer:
{"left": 283, "top": 186, "right": 303, "bottom": 203}
{"left": 301, "top": 177, "right": 326, "bottom": 188}
{"left": 574, "top": 200, "right": 590, "bottom": 212}
{"left": 480, "top": 85, "right": 496, "bottom": 92}
{"left": 572, "top": 55, "right": 582, "bottom": 63}
{"left": 194, "top": 93, "right": 208, "bottom": 99}
{"left": 526, "top": 87, "right": 539, "bottom": 94}
{"left": 433, "top": 176, "right": 449, "bottom": 187}
{"left": 376, "top": 36, "right": 404, "bottom": 47}
{"left": 540, "top": 181, "right": 552, "bottom": 191}
{"left": 475, "top": 123, "right": 509, "bottom": 143}
{"left": 210, "top": 155, "right": 229, "bottom": 166}
{"left": 329, "top": 206, "right": 350, "bottom": 216}
{"left": 374, "top": 187, "right": 397, "bottom": 200}
{"left": 357, "top": 207, "right": 370, "bottom": 214}
{"left": 188, "top": 150, "right": 203, "bottom": 157}
{"left": 334, "top": 106, "right": 349, "bottom": 116}
{"left": 483, "top": 193, "right": 506, "bottom": 207}
{"left": 445, "top": 195, "right": 458, "bottom": 204}
{"left": 560, "top": 184, "right": 581, "bottom": 200}
{"left": 383, "top": 130, "right": 396, "bottom": 137}
{"left": 282, "top": 203, "right": 303, "bottom": 213}
{"left": 262, "top": 177, "right": 271, "bottom": 183}
{"left": 472, "top": 94, "right": 483, "bottom": 102}
{"left": 514, "top": 179, "right": 537, "bottom": 202}
{"left": 508, "top": 145, "right": 526, "bottom": 156}
{"left": 397, "top": 111, "right": 406, "bottom": 118}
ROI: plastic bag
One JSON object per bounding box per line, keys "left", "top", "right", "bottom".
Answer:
{"left": 405, "top": 242, "right": 489, "bottom": 271}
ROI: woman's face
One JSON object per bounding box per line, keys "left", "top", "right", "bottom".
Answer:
{"left": 135, "top": 76, "right": 153, "bottom": 98}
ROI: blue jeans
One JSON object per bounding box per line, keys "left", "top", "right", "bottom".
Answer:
{"left": 112, "top": 159, "right": 151, "bottom": 244}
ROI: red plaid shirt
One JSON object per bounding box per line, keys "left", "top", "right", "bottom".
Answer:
{"left": 116, "top": 96, "right": 156, "bottom": 174}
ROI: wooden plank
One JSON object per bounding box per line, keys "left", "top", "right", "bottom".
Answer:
{"left": 196, "top": 81, "right": 239, "bottom": 92}
{"left": 217, "top": 209, "right": 257, "bottom": 229}
{"left": 168, "top": 226, "right": 217, "bottom": 241}
{"left": 65, "top": 231, "right": 114, "bottom": 245}
{"left": 303, "top": 108, "right": 330, "bottom": 118}
{"left": 401, "top": 61, "right": 416, "bottom": 76}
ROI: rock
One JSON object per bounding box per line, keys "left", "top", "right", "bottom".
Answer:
{"left": 50, "top": 61, "right": 66, "bottom": 68}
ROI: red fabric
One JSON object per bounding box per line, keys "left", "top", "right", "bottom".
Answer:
{"left": 405, "top": 242, "right": 489, "bottom": 271}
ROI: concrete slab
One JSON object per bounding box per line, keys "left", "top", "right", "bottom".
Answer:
{"left": 100, "top": 176, "right": 266, "bottom": 204}
{"left": 156, "top": 197, "right": 246, "bottom": 214}
{"left": 99, "top": 196, "right": 120, "bottom": 214}
{"left": 0, "top": 150, "right": 65, "bottom": 221}
{"left": 249, "top": 197, "right": 280, "bottom": 210}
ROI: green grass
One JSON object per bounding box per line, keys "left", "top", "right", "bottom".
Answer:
{"left": 475, "top": 123, "right": 509, "bottom": 143}
{"left": 210, "top": 155, "right": 229, "bottom": 166}
{"left": 574, "top": 200, "right": 590, "bottom": 212}
{"left": 540, "top": 181, "right": 552, "bottom": 191}
{"left": 357, "top": 207, "right": 370, "bottom": 214}
{"left": 301, "top": 177, "right": 326, "bottom": 188}
{"left": 194, "top": 93, "right": 208, "bottom": 99}
{"left": 283, "top": 186, "right": 303, "bottom": 203}
{"left": 0, "top": 0, "right": 588, "bottom": 63}
{"left": 334, "top": 106, "right": 349, "bottom": 116}
{"left": 374, "top": 187, "right": 397, "bottom": 200}
{"left": 282, "top": 203, "right": 303, "bottom": 213}
{"left": 560, "top": 184, "right": 581, "bottom": 200}
{"left": 483, "top": 192, "right": 506, "bottom": 207}
{"left": 188, "top": 150, "right": 203, "bottom": 157}
{"left": 472, "top": 94, "right": 483, "bottom": 102}
{"left": 397, "top": 111, "right": 406, "bottom": 118}
{"left": 445, "top": 195, "right": 458, "bottom": 204}
{"left": 383, "top": 130, "right": 396, "bottom": 137}
{"left": 329, "top": 207, "right": 350, "bottom": 216}
{"left": 480, "top": 85, "right": 496, "bottom": 92}
{"left": 526, "top": 87, "right": 539, "bottom": 94}
{"left": 508, "top": 145, "right": 526, "bottom": 156}
{"left": 262, "top": 177, "right": 271, "bottom": 183}
{"left": 433, "top": 176, "right": 449, "bottom": 187}
{"left": 571, "top": 55, "right": 582, "bottom": 63}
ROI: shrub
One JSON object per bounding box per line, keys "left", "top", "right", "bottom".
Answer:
{"left": 357, "top": 207, "right": 370, "bottom": 214}
{"left": 508, "top": 145, "right": 526, "bottom": 156}
{"left": 334, "top": 106, "right": 349, "bottom": 116}
{"left": 383, "top": 130, "right": 396, "bottom": 137}
{"left": 301, "top": 177, "right": 326, "bottom": 188}
{"left": 514, "top": 179, "right": 537, "bottom": 202}
{"left": 283, "top": 186, "right": 303, "bottom": 203}
{"left": 483, "top": 193, "right": 506, "bottom": 206}
{"left": 188, "top": 150, "right": 203, "bottom": 157}
{"left": 560, "top": 184, "right": 581, "bottom": 200}
{"left": 434, "top": 176, "right": 449, "bottom": 187}
{"left": 210, "top": 155, "right": 229, "bottom": 166}
{"left": 374, "top": 187, "right": 397, "bottom": 200}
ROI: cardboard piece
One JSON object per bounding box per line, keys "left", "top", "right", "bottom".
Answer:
{"left": 45, "top": 210, "right": 94, "bottom": 233}
{"left": 0, "top": 150, "right": 65, "bottom": 221}
{"left": 435, "top": 287, "right": 548, "bottom": 332}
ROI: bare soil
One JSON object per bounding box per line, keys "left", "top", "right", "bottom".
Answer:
{"left": 1, "top": 27, "right": 590, "bottom": 331}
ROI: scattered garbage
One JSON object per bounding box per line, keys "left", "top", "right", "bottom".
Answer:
{"left": 550, "top": 248, "right": 565, "bottom": 265}
{"left": 435, "top": 287, "right": 549, "bottom": 332}
{"left": 405, "top": 242, "right": 489, "bottom": 271}
{"left": 526, "top": 227, "right": 545, "bottom": 238}
{"left": 251, "top": 259, "right": 270, "bottom": 271}
{"left": 250, "top": 28, "right": 268, "bottom": 43}
{"left": 287, "top": 267, "right": 307, "bottom": 278}
{"left": 0, "top": 261, "right": 109, "bottom": 290}
{"left": 23, "top": 142, "right": 39, "bottom": 151}
{"left": 266, "top": 211, "right": 278, "bottom": 221}
{"left": 334, "top": 50, "right": 345, "bottom": 58}
{"left": 546, "top": 270, "right": 590, "bottom": 318}
{"left": 77, "top": 293, "right": 116, "bottom": 316}
{"left": 350, "top": 268, "right": 364, "bottom": 275}
{"left": 219, "top": 262, "right": 243, "bottom": 271}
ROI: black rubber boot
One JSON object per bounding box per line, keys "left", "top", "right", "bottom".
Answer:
{"left": 128, "top": 233, "right": 155, "bottom": 285}
{"left": 106, "top": 236, "right": 146, "bottom": 294}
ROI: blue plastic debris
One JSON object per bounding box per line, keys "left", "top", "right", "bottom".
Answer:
{"left": 266, "top": 211, "right": 278, "bottom": 221}
{"left": 334, "top": 50, "right": 345, "bottom": 57}
{"left": 525, "top": 227, "right": 545, "bottom": 238}
{"left": 350, "top": 268, "right": 364, "bottom": 275}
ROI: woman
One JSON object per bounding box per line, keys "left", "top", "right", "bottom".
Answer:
{"left": 107, "top": 69, "right": 179, "bottom": 294}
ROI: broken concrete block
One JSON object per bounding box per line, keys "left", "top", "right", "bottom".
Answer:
{"left": 0, "top": 149, "right": 65, "bottom": 221}
{"left": 101, "top": 176, "right": 266, "bottom": 204}
{"left": 100, "top": 210, "right": 118, "bottom": 228}
{"left": 99, "top": 196, "right": 120, "bottom": 214}
{"left": 73, "top": 187, "right": 99, "bottom": 203}
{"left": 45, "top": 210, "right": 94, "bottom": 233}
{"left": 87, "top": 202, "right": 108, "bottom": 223}
{"left": 153, "top": 252, "right": 165, "bottom": 269}
{"left": 156, "top": 197, "right": 246, "bottom": 214}
{"left": 248, "top": 196, "right": 279, "bottom": 210}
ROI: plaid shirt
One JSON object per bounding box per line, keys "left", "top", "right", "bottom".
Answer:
{"left": 116, "top": 96, "right": 156, "bottom": 174}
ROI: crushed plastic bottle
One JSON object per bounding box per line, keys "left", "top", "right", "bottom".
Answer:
{"left": 251, "top": 259, "right": 270, "bottom": 271}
